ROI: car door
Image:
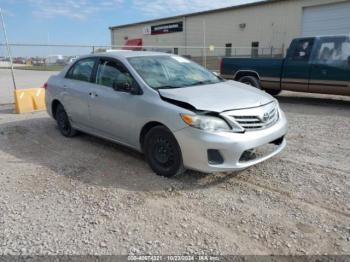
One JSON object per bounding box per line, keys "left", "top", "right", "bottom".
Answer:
{"left": 309, "top": 36, "right": 350, "bottom": 96}
{"left": 281, "top": 38, "right": 315, "bottom": 92}
{"left": 63, "top": 57, "right": 97, "bottom": 128}
{"left": 88, "top": 57, "right": 141, "bottom": 145}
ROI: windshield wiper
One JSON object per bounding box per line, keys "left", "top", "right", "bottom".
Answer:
{"left": 188, "top": 80, "right": 217, "bottom": 86}
{"left": 157, "top": 85, "right": 183, "bottom": 90}
{"left": 157, "top": 80, "right": 219, "bottom": 89}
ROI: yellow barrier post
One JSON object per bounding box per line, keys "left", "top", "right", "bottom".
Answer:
{"left": 14, "top": 88, "right": 46, "bottom": 114}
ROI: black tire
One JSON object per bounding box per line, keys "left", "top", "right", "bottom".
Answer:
{"left": 143, "top": 126, "right": 185, "bottom": 177}
{"left": 238, "top": 76, "right": 261, "bottom": 89}
{"left": 265, "top": 89, "right": 282, "bottom": 96}
{"left": 55, "top": 104, "right": 77, "bottom": 137}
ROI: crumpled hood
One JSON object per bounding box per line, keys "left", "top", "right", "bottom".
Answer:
{"left": 159, "top": 80, "right": 274, "bottom": 113}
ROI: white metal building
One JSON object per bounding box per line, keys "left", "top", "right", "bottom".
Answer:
{"left": 109, "top": 0, "right": 350, "bottom": 60}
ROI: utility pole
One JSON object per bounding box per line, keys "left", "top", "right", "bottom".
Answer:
{"left": 203, "top": 20, "right": 207, "bottom": 68}
{"left": 0, "top": 8, "right": 17, "bottom": 91}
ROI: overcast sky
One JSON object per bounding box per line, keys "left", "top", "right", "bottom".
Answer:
{"left": 0, "top": 0, "right": 262, "bottom": 56}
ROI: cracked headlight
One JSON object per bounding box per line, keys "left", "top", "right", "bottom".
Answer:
{"left": 180, "top": 114, "right": 232, "bottom": 132}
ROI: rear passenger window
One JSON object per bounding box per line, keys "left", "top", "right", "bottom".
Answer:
{"left": 316, "top": 37, "right": 350, "bottom": 65}
{"left": 66, "top": 58, "right": 96, "bottom": 82}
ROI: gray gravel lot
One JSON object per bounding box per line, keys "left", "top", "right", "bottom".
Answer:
{"left": 0, "top": 91, "right": 349, "bottom": 255}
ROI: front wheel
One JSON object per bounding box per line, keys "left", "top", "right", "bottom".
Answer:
{"left": 144, "top": 126, "right": 185, "bottom": 178}
{"left": 238, "top": 76, "right": 261, "bottom": 89}
{"left": 265, "top": 89, "right": 282, "bottom": 96}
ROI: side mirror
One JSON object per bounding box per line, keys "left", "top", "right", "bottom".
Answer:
{"left": 113, "top": 80, "right": 131, "bottom": 92}
{"left": 113, "top": 80, "right": 141, "bottom": 95}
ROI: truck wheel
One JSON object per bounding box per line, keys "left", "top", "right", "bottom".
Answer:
{"left": 238, "top": 76, "right": 261, "bottom": 89}
{"left": 144, "top": 126, "right": 185, "bottom": 178}
{"left": 265, "top": 89, "right": 282, "bottom": 96}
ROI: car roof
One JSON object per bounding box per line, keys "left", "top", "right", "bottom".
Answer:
{"left": 63, "top": 51, "right": 175, "bottom": 75}
{"left": 296, "top": 35, "right": 350, "bottom": 41}
{"left": 85, "top": 51, "right": 172, "bottom": 60}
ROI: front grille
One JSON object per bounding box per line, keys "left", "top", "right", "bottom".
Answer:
{"left": 233, "top": 107, "right": 278, "bottom": 130}
{"left": 221, "top": 102, "right": 279, "bottom": 131}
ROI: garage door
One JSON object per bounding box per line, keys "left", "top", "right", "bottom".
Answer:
{"left": 302, "top": 1, "right": 350, "bottom": 36}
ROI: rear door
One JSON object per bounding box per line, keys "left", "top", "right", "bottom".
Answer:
{"left": 63, "top": 57, "right": 97, "bottom": 128}
{"left": 281, "top": 38, "right": 315, "bottom": 92}
{"left": 309, "top": 36, "right": 350, "bottom": 96}
{"left": 88, "top": 57, "right": 140, "bottom": 145}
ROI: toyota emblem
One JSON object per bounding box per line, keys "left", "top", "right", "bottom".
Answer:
{"left": 262, "top": 113, "right": 269, "bottom": 122}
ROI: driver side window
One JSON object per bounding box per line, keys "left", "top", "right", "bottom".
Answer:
{"left": 95, "top": 60, "right": 133, "bottom": 88}
{"left": 291, "top": 39, "right": 314, "bottom": 61}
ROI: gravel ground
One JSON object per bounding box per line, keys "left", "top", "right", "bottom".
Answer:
{"left": 0, "top": 91, "right": 349, "bottom": 256}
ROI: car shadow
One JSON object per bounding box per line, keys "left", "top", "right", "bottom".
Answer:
{"left": 0, "top": 117, "right": 240, "bottom": 193}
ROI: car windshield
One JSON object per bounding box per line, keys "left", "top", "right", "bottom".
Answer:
{"left": 128, "top": 55, "right": 222, "bottom": 90}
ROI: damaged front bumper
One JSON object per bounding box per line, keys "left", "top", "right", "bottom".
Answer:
{"left": 173, "top": 110, "right": 288, "bottom": 173}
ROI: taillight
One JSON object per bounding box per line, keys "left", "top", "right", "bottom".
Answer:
{"left": 43, "top": 82, "right": 48, "bottom": 89}
{"left": 220, "top": 58, "right": 224, "bottom": 74}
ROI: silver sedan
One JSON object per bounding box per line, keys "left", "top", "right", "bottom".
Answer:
{"left": 45, "top": 51, "right": 288, "bottom": 177}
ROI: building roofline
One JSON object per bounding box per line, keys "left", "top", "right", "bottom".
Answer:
{"left": 109, "top": 0, "right": 282, "bottom": 30}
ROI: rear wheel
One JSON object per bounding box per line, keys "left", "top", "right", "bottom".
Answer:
{"left": 239, "top": 76, "right": 282, "bottom": 96}
{"left": 56, "top": 104, "right": 77, "bottom": 137}
{"left": 144, "top": 126, "right": 185, "bottom": 178}
{"left": 238, "top": 76, "right": 261, "bottom": 89}
{"left": 265, "top": 89, "right": 282, "bottom": 96}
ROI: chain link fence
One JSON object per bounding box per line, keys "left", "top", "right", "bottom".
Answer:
{"left": 139, "top": 46, "right": 284, "bottom": 71}
{"left": 0, "top": 43, "right": 284, "bottom": 105}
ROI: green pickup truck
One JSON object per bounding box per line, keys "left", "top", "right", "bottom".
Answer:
{"left": 220, "top": 35, "right": 350, "bottom": 96}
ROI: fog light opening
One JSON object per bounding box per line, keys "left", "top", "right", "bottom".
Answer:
{"left": 207, "top": 149, "right": 224, "bottom": 165}
{"left": 271, "top": 136, "right": 284, "bottom": 146}
{"left": 239, "top": 149, "right": 257, "bottom": 162}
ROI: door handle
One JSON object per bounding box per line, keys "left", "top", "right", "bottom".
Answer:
{"left": 313, "top": 64, "right": 327, "bottom": 75}
{"left": 89, "top": 92, "right": 98, "bottom": 97}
